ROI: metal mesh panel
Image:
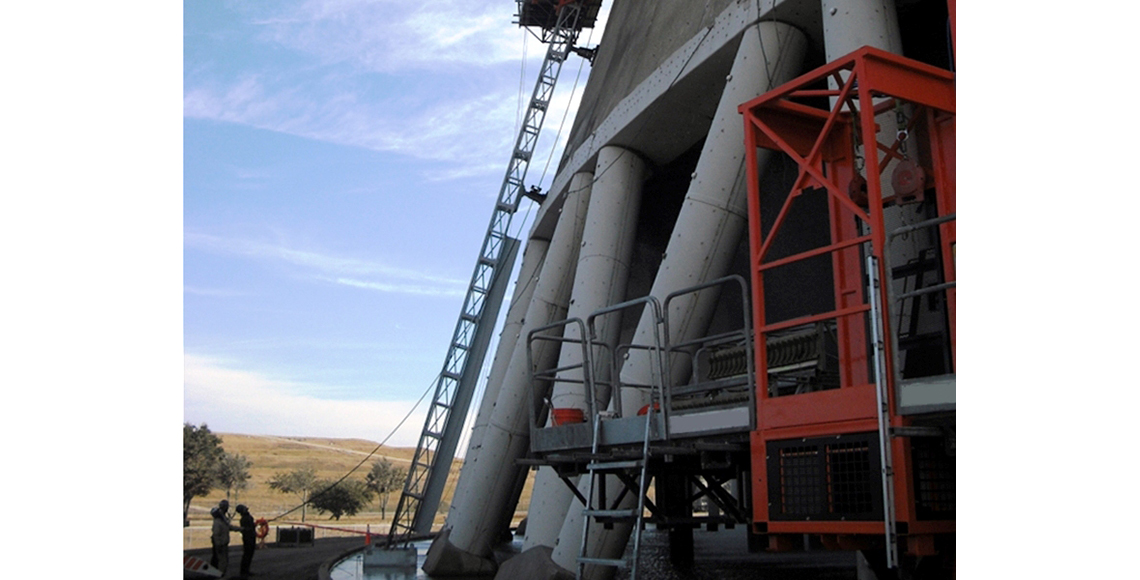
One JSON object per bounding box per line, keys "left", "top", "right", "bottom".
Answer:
{"left": 767, "top": 433, "right": 883, "bottom": 521}
{"left": 826, "top": 441, "right": 876, "bottom": 515}
{"left": 777, "top": 446, "right": 825, "bottom": 516}
{"left": 912, "top": 438, "right": 955, "bottom": 520}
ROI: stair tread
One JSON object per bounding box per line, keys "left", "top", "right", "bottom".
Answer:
{"left": 578, "top": 557, "right": 628, "bottom": 567}
{"left": 588, "top": 459, "right": 644, "bottom": 470}
{"left": 583, "top": 508, "right": 638, "bottom": 517}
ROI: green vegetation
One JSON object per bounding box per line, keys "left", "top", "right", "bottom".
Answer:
{"left": 268, "top": 466, "right": 318, "bottom": 522}
{"left": 180, "top": 433, "right": 486, "bottom": 551}
{"left": 365, "top": 458, "right": 407, "bottom": 519}
{"left": 309, "top": 479, "right": 373, "bottom": 520}
{"left": 217, "top": 451, "right": 253, "bottom": 501}
{"left": 183, "top": 423, "right": 224, "bottom": 525}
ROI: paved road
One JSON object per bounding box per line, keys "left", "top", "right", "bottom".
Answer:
{"left": 184, "top": 527, "right": 862, "bottom": 580}
{"left": 185, "top": 537, "right": 363, "bottom": 580}
{"left": 622, "top": 526, "right": 858, "bottom": 580}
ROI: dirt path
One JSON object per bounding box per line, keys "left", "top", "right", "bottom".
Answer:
{"left": 258, "top": 435, "right": 412, "bottom": 464}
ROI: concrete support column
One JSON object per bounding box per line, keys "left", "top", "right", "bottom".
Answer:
{"left": 458, "top": 237, "right": 549, "bottom": 483}
{"left": 521, "top": 146, "right": 648, "bottom": 555}
{"left": 618, "top": 21, "right": 808, "bottom": 418}
{"left": 551, "top": 146, "right": 649, "bottom": 414}
{"left": 821, "top": 0, "right": 938, "bottom": 348}
{"left": 821, "top": 0, "right": 902, "bottom": 59}
{"left": 551, "top": 22, "right": 807, "bottom": 579}
{"left": 821, "top": 0, "right": 904, "bottom": 187}
{"left": 424, "top": 171, "right": 594, "bottom": 576}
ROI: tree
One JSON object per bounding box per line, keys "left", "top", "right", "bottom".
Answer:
{"left": 365, "top": 458, "right": 407, "bottom": 519}
{"left": 309, "top": 479, "right": 373, "bottom": 521}
{"left": 216, "top": 452, "right": 253, "bottom": 502}
{"left": 184, "top": 423, "right": 224, "bottom": 525}
{"left": 268, "top": 466, "right": 318, "bottom": 522}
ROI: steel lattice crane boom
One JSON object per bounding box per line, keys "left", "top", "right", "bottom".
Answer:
{"left": 386, "top": 0, "right": 598, "bottom": 545}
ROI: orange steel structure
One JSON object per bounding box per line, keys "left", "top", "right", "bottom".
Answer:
{"left": 740, "top": 46, "right": 955, "bottom": 559}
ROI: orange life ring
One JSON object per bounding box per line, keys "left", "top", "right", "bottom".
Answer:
{"left": 255, "top": 518, "right": 270, "bottom": 540}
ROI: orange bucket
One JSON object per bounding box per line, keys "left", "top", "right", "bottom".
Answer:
{"left": 637, "top": 403, "right": 660, "bottom": 416}
{"left": 551, "top": 408, "right": 586, "bottom": 426}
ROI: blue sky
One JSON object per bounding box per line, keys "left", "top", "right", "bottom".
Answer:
{"left": 183, "top": 0, "right": 608, "bottom": 446}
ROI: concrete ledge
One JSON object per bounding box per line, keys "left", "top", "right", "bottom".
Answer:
{"left": 422, "top": 528, "right": 498, "bottom": 576}
{"left": 317, "top": 545, "right": 363, "bottom": 580}
{"left": 492, "top": 546, "right": 574, "bottom": 580}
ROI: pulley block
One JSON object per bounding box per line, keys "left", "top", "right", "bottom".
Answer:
{"left": 891, "top": 159, "right": 926, "bottom": 203}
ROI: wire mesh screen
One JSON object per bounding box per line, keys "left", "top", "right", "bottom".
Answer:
{"left": 827, "top": 441, "right": 876, "bottom": 515}
{"left": 776, "top": 445, "right": 825, "bottom": 516}
{"left": 767, "top": 433, "right": 883, "bottom": 521}
{"left": 912, "top": 437, "right": 955, "bottom": 520}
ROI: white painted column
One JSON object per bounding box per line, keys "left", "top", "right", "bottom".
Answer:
{"left": 425, "top": 171, "right": 594, "bottom": 575}
{"left": 551, "top": 146, "right": 649, "bottom": 414}
{"left": 522, "top": 146, "right": 648, "bottom": 553}
{"left": 821, "top": 0, "right": 934, "bottom": 342}
{"left": 458, "top": 237, "right": 549, "bottom": 480}
{"left": 821, "top": 0, "right": 902, "bottom": 59}
{"left": 552, "top": 22, "right": 808, "bottom": 579}
{"left": 618, "top": 21, "right": 807, "bottom": 417}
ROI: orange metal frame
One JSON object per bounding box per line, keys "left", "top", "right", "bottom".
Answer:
{"left": 739, "top": 46, "right": 955, "bottom": 545}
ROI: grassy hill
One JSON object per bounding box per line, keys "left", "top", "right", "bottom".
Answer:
{"left": 184, "top": 433, "right": 534, "bottom": 550}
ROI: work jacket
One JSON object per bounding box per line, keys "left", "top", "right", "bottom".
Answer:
{"left": 211, "top": 511, "right": 239, "bottom": 545}
{"left": 238, "top": 511, "right": 257, "bottom": 545}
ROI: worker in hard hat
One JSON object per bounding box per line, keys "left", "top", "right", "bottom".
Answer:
{"left": 210, "top": 499, "right": 241, "bottom": 576}
{"left": 235, "top": 504, "right": 258, "bottom": 578}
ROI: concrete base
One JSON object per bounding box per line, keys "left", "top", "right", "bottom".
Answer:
{"left": 422, "top": 529, "right": 498, "bottom": 577}
{"left": 362, "top": 545, "right": 417, "bottom": 569}
{"left": 493, "top": 546, "right": 574, "bottom": 580}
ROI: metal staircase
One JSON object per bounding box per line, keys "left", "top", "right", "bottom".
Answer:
{"left": 576, "top": 413, "right": 654, "bottom": 579}
{"left": 387, "top": 1, "right": 591, "bottom": 545}
{"left": 575, "top": 297, "right": 666, "bottom": 580}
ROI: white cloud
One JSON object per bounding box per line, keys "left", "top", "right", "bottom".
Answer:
{"left": 330, "top": 276, "right": 466, "bottom": 298}
{"left": 182, "top": 0, "right": 602, "bottom": 178}
{"left": 183, "top": 74, "right": 524, "bottom": 175}
{"left": 184, "top": 232, "right": 467, "bottom": 296}
{"left": 184, "top": 354, "right": 428, "bottom": 447}
{"left": 255, "top": 0, "right": 526, "bottom": 73}
{"left": 183, "top": 75, "right": 292, "bottom": 128}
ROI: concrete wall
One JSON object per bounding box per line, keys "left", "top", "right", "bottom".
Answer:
{"left": 564, "top": 0, "right": 738, "bottom": 155}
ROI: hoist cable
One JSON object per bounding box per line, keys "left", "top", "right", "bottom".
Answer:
{"left": 264, "top": 374, "right": 437, "bottom": 523}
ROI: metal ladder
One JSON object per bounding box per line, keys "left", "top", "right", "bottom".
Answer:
{"left": 576, "top": 297, "right": 667, "bottom": 580}
{"left": 872, "top": 214, "right": 956, "bottom": 568}
{"left": 387, "top": 1, "right": 588, "bottom": 545}
{"left": 576, "top": 410, "right": 655, "bottom": 579}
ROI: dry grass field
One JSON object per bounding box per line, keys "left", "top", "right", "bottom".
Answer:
{"left": 184, "top": 433, "right": 535, "bottom": 550}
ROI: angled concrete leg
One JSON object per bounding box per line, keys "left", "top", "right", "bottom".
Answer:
{"left": 424, "top": 172, "right": 594, "bottom": 576}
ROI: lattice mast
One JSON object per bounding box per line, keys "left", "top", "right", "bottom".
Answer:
{"left": 387, "top": 1, "right": 591, "bottom": 544}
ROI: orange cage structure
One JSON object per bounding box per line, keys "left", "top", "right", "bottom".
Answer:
{"left": 740, "top": 46, "right": 955, "bottom": 568}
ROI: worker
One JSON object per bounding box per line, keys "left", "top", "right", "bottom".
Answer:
{"left": 235, "top": 504, "right": 258, "bottom": 578}
{"left": 210, "top": 499, "right": 241, "bottom": 576}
